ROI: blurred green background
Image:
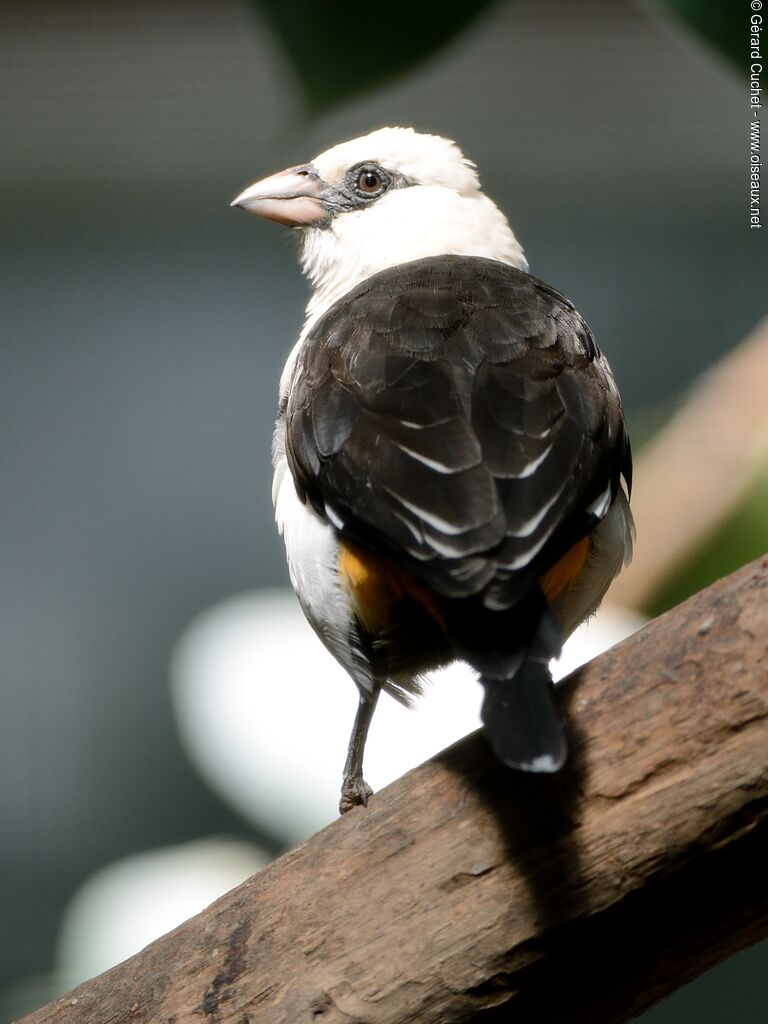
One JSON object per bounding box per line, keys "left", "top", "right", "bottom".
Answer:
{"left": 1, "top": 0, "right": 765, "bottom": 1019}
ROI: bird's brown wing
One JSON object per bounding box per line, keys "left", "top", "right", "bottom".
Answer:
{"left": 286, "top": 255, "right": 631, "bottom": 611}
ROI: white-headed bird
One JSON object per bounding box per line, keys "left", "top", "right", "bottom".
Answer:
{"left": 233, "top": 128, "right": 634, "bottom": 813}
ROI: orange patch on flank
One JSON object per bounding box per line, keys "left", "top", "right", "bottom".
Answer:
{"left": 539, "top": 536, "right": 590, "bottom": 603}
{"left": 338, "top": 542, "right": 447, "bottom": 635}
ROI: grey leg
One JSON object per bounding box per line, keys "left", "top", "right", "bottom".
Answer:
{"left": 339, "top": 685, "right": 381, "bottom": 814}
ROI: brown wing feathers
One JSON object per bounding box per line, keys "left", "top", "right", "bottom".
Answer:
{"left": 286, "top": 255, "right": 629, "bottom": 614}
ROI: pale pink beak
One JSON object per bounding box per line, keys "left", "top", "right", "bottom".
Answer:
{"left": 231, "top": 166, "right": 327, "bottom": 227}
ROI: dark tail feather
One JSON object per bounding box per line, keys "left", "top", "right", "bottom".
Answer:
{"left": 480, "top": 659, "right": 566, "bottom": 772}
{"left": 478, "top": 606, "right": 567, "bottom": 773}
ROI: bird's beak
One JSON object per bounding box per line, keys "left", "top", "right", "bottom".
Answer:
{"left": 230, "top": 166, "right": 328, "bottom": 227}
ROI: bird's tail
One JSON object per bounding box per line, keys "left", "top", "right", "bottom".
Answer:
{"left": 475, "top": 603, "right": 567, "bottom": 773}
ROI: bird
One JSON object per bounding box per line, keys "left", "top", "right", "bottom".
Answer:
{"left": 232, "top": 127, "right": 634, "bottom": 814}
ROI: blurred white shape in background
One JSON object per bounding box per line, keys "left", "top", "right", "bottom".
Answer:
{"left": 171, "top": 589, "right": 644, "bottom": 845}
{"left": 55, "top": 837, "right": 268, "bottom": 988}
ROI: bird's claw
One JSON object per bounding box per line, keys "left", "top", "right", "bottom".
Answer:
{"left": 339, "top": 774, "right": 373, "bottom": 814}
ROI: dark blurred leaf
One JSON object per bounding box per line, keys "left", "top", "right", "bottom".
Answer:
{"left": 651, "top": 0, "right": 741, "bottom": 72}
{"left": 253, "top": 0, "right": 498, "bottom": 112}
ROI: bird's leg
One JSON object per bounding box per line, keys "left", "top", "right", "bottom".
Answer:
{"left": 339, "top": 684, "right": 381, "bottom": 814}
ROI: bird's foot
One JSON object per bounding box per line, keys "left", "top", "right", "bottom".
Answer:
{"left": 339, "top": 774, "right": 373, "bottom": 814}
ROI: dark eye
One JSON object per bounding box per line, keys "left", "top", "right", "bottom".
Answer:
{"left": 355, "top": 167, "right": 385, "bottom": 196}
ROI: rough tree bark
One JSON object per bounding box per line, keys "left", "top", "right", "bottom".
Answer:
{"left": 19, "top": 556, "right": 768, "bottom": 1024}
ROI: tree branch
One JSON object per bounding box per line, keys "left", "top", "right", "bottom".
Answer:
{"left": 609, "top": 314, "right": 768, "bottom": 610}
{"left": 20, "top": 556, "right": 768, "bottom": 1024}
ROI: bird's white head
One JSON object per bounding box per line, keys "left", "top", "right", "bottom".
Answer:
{"left": 232, "top": 127, "right": 528, "bottom": 320}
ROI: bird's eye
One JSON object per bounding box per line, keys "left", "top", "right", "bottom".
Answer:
{"left": 355, "top": 167, "right": 385, "bottom": 196}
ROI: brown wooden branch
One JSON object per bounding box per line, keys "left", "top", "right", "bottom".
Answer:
{"left": 20, "top": 556, "right": 768, "bottom": 1024}
{"left": 609, "top": 314, "right": 768, "bottom": 610}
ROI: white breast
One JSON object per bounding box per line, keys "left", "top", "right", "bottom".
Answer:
{"left": 272, "top": 420, "right": 364, "bottom": 686}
